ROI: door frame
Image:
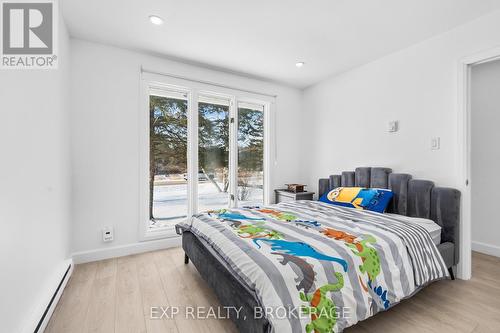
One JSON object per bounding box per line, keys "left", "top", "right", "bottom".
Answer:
{"left": 457, "top": 45, "right": 500, "bottom": 279}
{"left": 139, "top": 71, "right": 275, "bottom": 241}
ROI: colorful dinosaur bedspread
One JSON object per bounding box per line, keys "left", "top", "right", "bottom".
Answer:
{"left": 178, "top": 200, "right": 449, "bottom": 333}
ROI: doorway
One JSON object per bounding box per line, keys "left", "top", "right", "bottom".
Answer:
{"left": 458, "top": 46, "right": 500, "bottom": 280}
{"left": 470, "top": 59, "right": 500, "bottom": 258}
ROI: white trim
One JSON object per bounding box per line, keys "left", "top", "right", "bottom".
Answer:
{"left": 229, "top": 96, "right": 238, "bottom": 208}
{"left": 24, "top": 259, "right": 73, "bottom": 333}
{"left": 461, "top": 45, "right": 500, "bottom": 66}
{"left": 138, "top": 77, "right": 150, "bottom": 241}
{"left": 187, "top": 89, "right": 198, "bottom": 220}
{"left": 472, "top": 241, "right": 500, "bottom": 258}
{"left": 457, "top": 45, "right": 500, "bottom": 280}
{"left": 143, "top": 225, "right": 179, "bottom": 241}
{"left": 457, "top": 61, "right": 472, "bottom": 280}
{"left": 72, "top": 237, "right": 181, "bottom": 264}
{"left": 264, "top": 101, "right": 273, "bottom": 205}
{"left": 141, "top": 67, "right": 278, "bottom": 98}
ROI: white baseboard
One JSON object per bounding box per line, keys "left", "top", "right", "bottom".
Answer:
{"left": 72, "top": 236, "right": 181, "bottom": 264}
{"left": 472, "top": 240, "right": 500, "bottom": 258}
{"left": 24, "top": 259, "right": 73, "bottom": 333}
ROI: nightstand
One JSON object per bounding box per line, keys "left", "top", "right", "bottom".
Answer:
{"left": 275, "top": 189, "right": 315, "bottom": 203}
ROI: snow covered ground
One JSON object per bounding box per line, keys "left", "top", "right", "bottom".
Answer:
{"left": 150, "top": 182, "right": 263, "bottom": 229}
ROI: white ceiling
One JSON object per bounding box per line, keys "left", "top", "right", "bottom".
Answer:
{"left": 62, "top": 0, "right": 500, "bottom": 88}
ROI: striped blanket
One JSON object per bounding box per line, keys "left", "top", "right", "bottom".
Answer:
{"left": 179, "top": 200, "right": 448, "bottom": 332}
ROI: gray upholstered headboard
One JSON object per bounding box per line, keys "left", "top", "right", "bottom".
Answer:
{"left": 318, "top": 167, "right": 461, "bottom": 267}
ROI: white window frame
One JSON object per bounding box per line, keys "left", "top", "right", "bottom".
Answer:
{"left": 234, "top": 97, "right": 272, "bottom": 207}
{"left": 139, "top": 72, "right": 274, "bottom": 241}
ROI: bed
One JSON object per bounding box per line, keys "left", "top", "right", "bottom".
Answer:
{"left": 176, "top": 167, "right": 461, "bottom": 333}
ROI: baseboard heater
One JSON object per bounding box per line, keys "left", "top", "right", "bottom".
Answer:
{"left": 34, "top": 264, "right": 72, "bottom": 333}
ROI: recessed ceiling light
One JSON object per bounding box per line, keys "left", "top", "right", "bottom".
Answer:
{"left": 295, "top": 61, "right": 305, "bottom": 68}
{"left": 149, "top": 15, "right": 164, "bottom": 25}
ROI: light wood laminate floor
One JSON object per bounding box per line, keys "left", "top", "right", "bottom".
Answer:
{"left": 46, "top": 249, "right": 500, "bottom": 333}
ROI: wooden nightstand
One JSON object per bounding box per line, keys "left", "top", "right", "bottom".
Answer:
{"left": 275, "top": 189, "right": 315, "bottom": 203}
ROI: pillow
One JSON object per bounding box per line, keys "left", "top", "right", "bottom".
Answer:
{"left": 319, "top": 187, "right": 393, "bottom": 213}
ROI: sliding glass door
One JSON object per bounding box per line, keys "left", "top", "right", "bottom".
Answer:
{"left": 198, "top": 95, "right": 231, "bottom": 212}
{"left": 142, "top": 78, "right": 271, "bottom": 238}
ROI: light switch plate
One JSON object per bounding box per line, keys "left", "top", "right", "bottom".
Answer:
{"left": 388, "top": 121, "right": 398, "bottom": 132}
{"left": 431, "top": 137, "right": 440, "bottom": 150}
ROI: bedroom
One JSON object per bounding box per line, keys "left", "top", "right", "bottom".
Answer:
{"left": 1, "top": 0, "right": 500, "bottom": 332}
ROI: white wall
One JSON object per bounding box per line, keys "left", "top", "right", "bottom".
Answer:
{"left": 302, "top": 9, "right": 500, "bottom": 194}
{"left": 70, "top": 39, "right": 303, "bottom": 255}
{"left": 0, "top": 10, "right": 71, "bottom": 333}
{"left": 471, "top": 59, "right": 500, "bottom": 257}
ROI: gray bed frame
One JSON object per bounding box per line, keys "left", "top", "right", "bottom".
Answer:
{"left": 180, "top": 166, "right": 461, "bottom": 332}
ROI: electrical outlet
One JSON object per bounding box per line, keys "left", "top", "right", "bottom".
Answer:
{"left": 431, "top": 137, "right": 440, "bottom": 150}
{"left": 102, "top": 227, "right": 114, "bottom": 242}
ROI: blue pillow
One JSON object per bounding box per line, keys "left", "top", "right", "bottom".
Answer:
{"left": 319, "top": 187, "right": 393, "bottom": 213}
